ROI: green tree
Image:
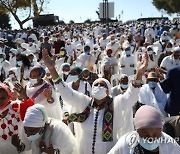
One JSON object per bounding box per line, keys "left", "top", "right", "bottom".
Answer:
{"left": 0, "top": 0, "right": 48, "bottom": 29}
{"left": 152, "top": 0, "right": 180, "bottom": 14}
{"left": 69, "top": 20, "right": 75, "bottom": 24}
{"left": 0, "top": 13, "right": 11, "bottom": 29}
{"left": 84, "top": 18, "right": 91, "bottom": 24}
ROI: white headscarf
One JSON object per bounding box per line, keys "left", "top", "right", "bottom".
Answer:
{"left": 23, "top": 104, "right": 47, "bottom": 128}
{"left": 92, "top": 78, "right": 112, "bottom": 95}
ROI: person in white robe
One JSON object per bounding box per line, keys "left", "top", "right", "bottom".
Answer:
{"left": 15, "top": 104, "right": 78, "bottom": 154}
{"left": 108, "top": 105, "right": 180, "bottom": 154}
{"left": 76, "top": 45, "right": 96, "bottom": 71}
{"left": 138, "top": 72, "right": 168, "bottom": 117}
{"left": 0, "top": 53, "right": 11, "bottom": 77}
{"left": 160, "top": 47, "right": 180, "bottom": 72}
{"left": 119, "top": 46, "right": 136, "bottom": 76}
{"left": 9, "top": 48, "right": 18, "bottom": 67}
{"left": 26, "top": 66, "right": 62, "bottom": 120}
{"left": 106, "top": 35, "right": 119, "bottom": 57}
{"left": 41, "top": 49, "right": 149, "bottom": 154}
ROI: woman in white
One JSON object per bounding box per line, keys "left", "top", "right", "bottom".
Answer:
{"left": 16, "top": 53, "right": 31, "bottom": 86}
{"left": 14, "top": 104, "right": 78, "bottom": 154}
{"left": 42, "top": 49, "right": 148, "bottom": 154}
{"left": 108, "top": 105, "right": 180, "bottom": 154}
{"left": 26, "top": 66, "right": 62, "bottom": 120}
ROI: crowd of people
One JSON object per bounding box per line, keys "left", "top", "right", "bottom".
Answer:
{"left": 0, "top": 19, "right": 180, "bottom": 154}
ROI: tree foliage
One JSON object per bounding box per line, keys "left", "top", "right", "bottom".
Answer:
{"left": 0, "top": 0, "right": 48, "bottom": 29}
{"left": 69, "top": 20, "right": 75, "bottom": 24}
{"left": 152, "top": 0, "right": 180, "bottom": 14}
{"left": 0, "top": 13, "right": 11, "bottom": 29}
{"left": 84, "top": 18, "right": 91, "bottom": 24}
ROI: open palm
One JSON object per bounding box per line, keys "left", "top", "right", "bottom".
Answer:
{"left": 42, "top": 49, "right": 56, "bottom": 70}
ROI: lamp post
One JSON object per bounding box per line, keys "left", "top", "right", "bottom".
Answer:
{"left": 105, "top": 0, "right": 109, "bottom": 23}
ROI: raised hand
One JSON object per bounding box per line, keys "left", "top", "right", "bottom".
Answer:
{"left": 42, "top": 88, "right": 52, "bottom": 100}
{"left": 42, "top": 48, "right": 56, "bottom": 70}
{"left": 14, "top": 83, "right": 29, "bottom": 101}
{"left": 136, "top": 51, "right": 148, "bottom": 80}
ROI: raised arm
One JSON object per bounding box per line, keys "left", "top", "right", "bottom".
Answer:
{"left": 42, "top": 49, "right": 90, "bottom": 112}
{"left": 114, "top": 51, "right": 148, "bottom": 109}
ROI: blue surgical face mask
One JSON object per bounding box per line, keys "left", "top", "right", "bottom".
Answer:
{"left": 17, "top": 61, "right": 23, "bottom": 67}
{"left": 125, "top": 50, "right": 131, "bottom": 56}
{"left": 148, "top": 50, "right": 153, "bottom": 55}
{"left": 148, "top": 81, "right": 157, "bottom": 89}
{"left": 0, "top": 58, "right": 4, "bottom": 63}
{"left": 139, "top": 137, "right": 160, "bottom": 151}
{"left": 85, "top": 50, "right": 90, "bottom": 55}
{"left": 9, "top": 74, "right": 15, "bottom": 79}
{"left": 120, "top": 84, "right": 128, "bottom": 89}
{"left": 69, "top": 75, "right": 79, "bottom": 82}
{"left": 27, "top": 132, "right": 43, "bottom": 141}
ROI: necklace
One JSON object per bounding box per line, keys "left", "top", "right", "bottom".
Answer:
{"left": 92, "top": 109, "right": 99, "bottom": 154}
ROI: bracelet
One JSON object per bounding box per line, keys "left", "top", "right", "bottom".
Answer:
{"left": 52, "top": 76, "right": 61, "bottom": 83}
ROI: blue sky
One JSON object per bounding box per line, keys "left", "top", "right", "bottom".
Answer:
{"left": 11, "top": 0, "right": 177, "bottom": 29}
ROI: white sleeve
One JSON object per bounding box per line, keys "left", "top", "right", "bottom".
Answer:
{"left": 114, "top": 84, "right": 140, "bottom": 110}
{"left": 55, "top": 81, "right": 91, "bottom": 112}
{"left": 160, "top": 57, "right": 167, "bottom": 69}
{"left": 52, "top": 121, "right": 79, "bottom": 154}
{"left": 108, "top": 134, "right": 129, "bottom": 154}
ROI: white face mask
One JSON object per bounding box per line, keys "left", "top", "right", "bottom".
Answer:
{"left": 9, "top": 74, "right": 15, "bottom": 79}
{"left": 92, "top": 86, "right": 107, "bottom": 100}
{"left": 166, "top": 48, "right": 172, "bottom": 52}
{"left": 63, "top": 71, "right": 69, "bottom": 76}
{"left": 27, "top": 132, "right": 43, "bottom": 141}
{"left": 148, "top": 50, "right": 153, "bottom": 55}
{"left": 17, "top": 61, "right": 23, "bottom": 67}
{"left": 0, "top": 58, "right": 4, "bottom": 63}
{"left": 29, "top": 78, "right": 38, "bottom": 85}
{"left": 68, "top": 75, "right": 79, "bottom": 82}
{"left": 111, "top": 40, "right": 116, "bottom": 44}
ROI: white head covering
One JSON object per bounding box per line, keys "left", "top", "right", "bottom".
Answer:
{"left": 92, "top": 78, "right": 111, "bottom": 95}
{"left": 76, "top": 44, "right": 83, "bottom": 50}
{"left": 23, "top": 104, "right": 47, "bottom": 128}
{"left": 21, "top": 43, "right": 28, "bottom": 50}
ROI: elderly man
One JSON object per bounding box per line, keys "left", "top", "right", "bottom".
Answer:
{"left": 160, "top": 47, "right": 180, "bottom": 72}
{"left": 108, "top": 105, "right": 180, "bottom": 154}
{"left": 12, "top": 104, "right": 78, "bottom": 154}
{"left": 42, "top": 48, "right": 148, "bottom": 154}
{"left": 111, "top": 74, "right": 129, "bottom": 97}
{"left": 138, "top": 72, "right": 167, "bottom": 117}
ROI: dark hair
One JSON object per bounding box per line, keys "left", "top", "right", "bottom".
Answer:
{"left": 16, "top": 53, "right": 31, "bottom": 69}
{"left": 31, "top": 67, "right": 46, "bottom": 78}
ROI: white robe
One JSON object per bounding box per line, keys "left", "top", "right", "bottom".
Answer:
{"left": 26, "top": 81, "right": 62, "bottom": 120}
{"left": 119, "top": 54, "right": 136, "bottom": 76}
{"left": 138, "top": 84, "right": 168, "bottom": 117}
{"left": 55, "top": 81, "right": 140, "bottom": 154}
{"left": 21, "top": 118, "right": 78, "bottom": 154}
{"left": 108, "top": 131, "right": 180, "bottom": 154}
